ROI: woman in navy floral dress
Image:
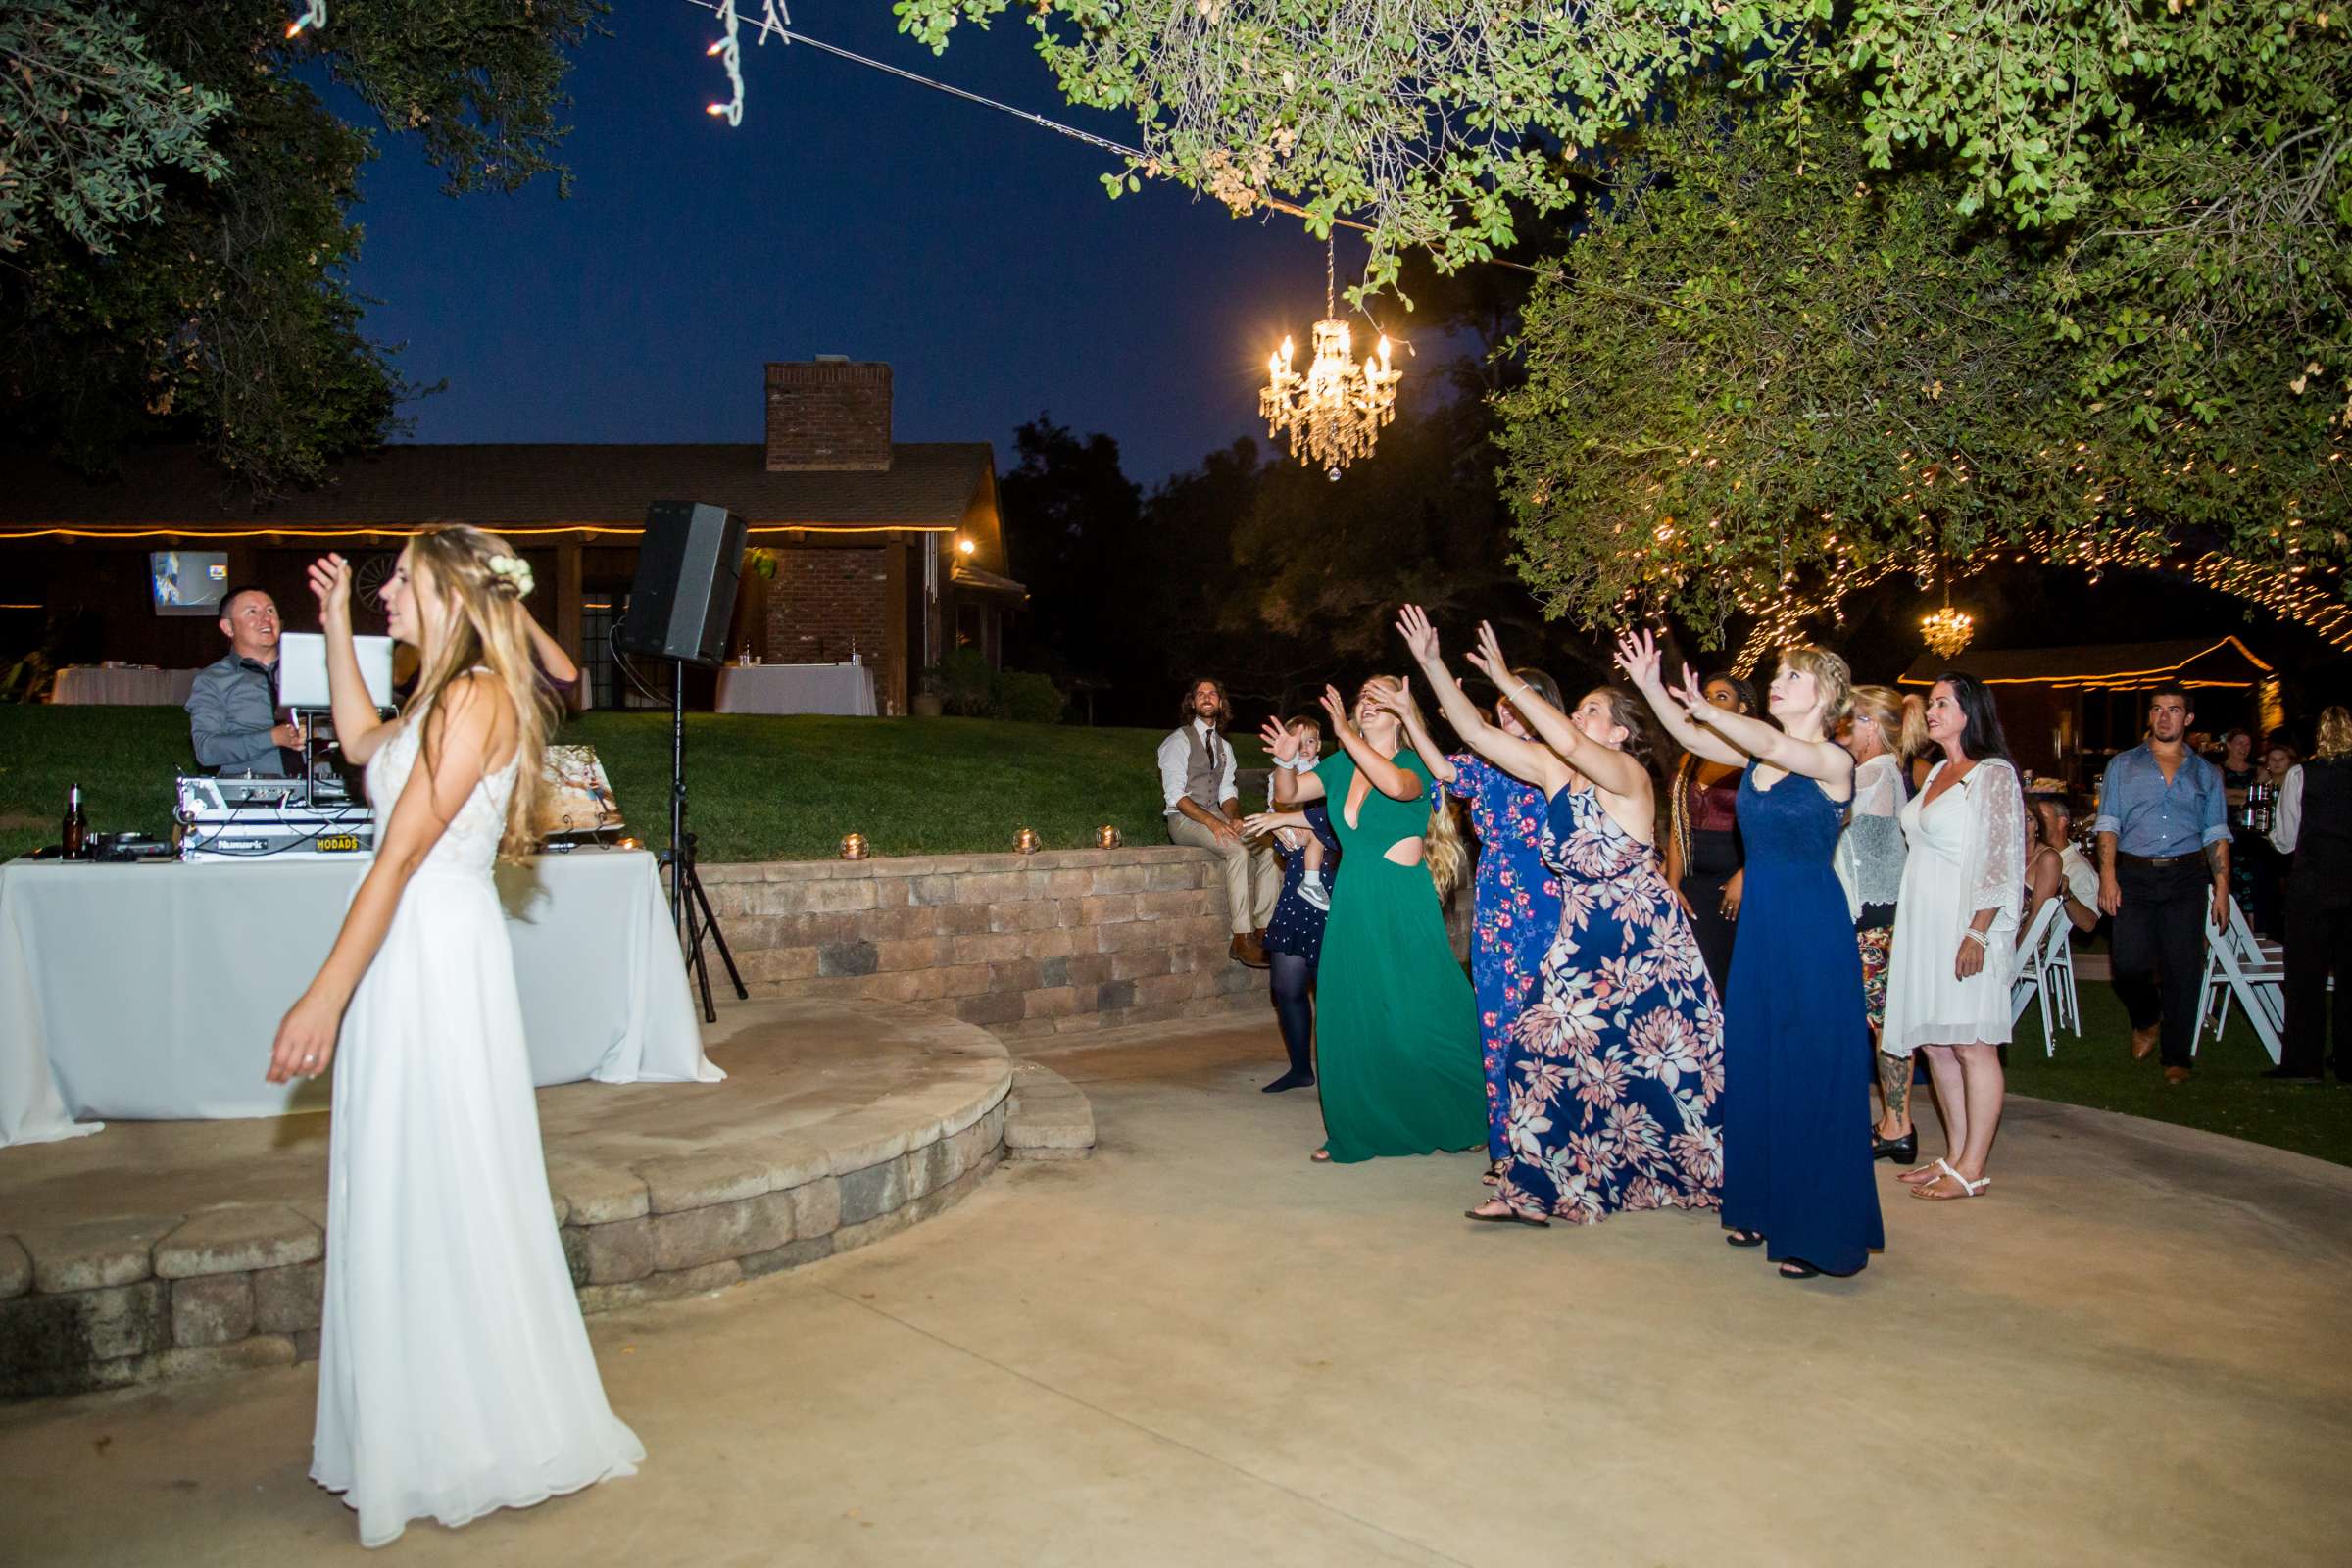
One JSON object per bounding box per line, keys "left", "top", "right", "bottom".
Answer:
{"left": 1396, "top": 610, "right": 1724, "bottom": 1225}
{"left": 1393, "top": 669, "right": 1566, "bottom": 1176}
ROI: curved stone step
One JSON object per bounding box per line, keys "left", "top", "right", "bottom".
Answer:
{"left": 1004, "top": 1059, "right": 1097, "bottom": 1160}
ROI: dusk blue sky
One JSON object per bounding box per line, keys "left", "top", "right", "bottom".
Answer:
{"left": 342, "top": 2, "right": 1410, "bottom": 486}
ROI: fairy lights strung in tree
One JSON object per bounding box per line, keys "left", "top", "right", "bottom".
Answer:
{"left": 1727, "top": 535, "right": 2352, "bottom": 676}
{"left": 285, "top": 0, "right": 326, "bottom": 39}
{"left": 704, "top": 0, "right": 790, "bottom": 125}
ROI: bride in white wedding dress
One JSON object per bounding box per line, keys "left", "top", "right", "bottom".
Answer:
{"left": 268, "top": 527, "right": 642, "bottom": 1547}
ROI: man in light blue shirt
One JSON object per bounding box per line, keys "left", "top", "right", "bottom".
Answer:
{"left": 2094, "top": 682, "right": 2231, "bottom": 1082}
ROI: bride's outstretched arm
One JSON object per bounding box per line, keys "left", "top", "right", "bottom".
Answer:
{"left": 267, "top": 675, "right": 514, "bottom": 1084}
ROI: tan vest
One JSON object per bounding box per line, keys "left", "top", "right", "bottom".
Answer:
{"left": 1169, "top": 723, "right": 1226, "bottom": 815}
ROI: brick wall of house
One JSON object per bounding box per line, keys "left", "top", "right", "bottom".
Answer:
{"left": 764, "top": 361, "right": 892, "bottom": 472}
{"left": 699, "top": 847, "right": 1262, "bottom": 1039}
{"left": 766, "top": 547, "right": 888, "bottom": 667}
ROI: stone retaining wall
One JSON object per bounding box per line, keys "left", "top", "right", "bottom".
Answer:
{"left": 698, "top": 846, "right": 1264, "bottom": 1038}
{"left": 1, "top": 1054, "right": 1014, "bottom": 1399}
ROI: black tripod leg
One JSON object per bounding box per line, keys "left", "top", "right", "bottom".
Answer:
{"left": 681, "top": 870, "right": 718, "bottom": 1023}
{"left": 685, "top": 864, "right": 748, "bottom": 1001}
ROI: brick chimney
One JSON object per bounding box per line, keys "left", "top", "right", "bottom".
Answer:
{"left": 764, "top": 358, "right": 893, "bottom": 472}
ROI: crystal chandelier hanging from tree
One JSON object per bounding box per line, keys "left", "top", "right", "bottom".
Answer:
{"left": 1260, "top": 238, "right": 1401, "bottom": 481}
{"left": 1920, "top": 579, "right": 1976, "bottom": 659}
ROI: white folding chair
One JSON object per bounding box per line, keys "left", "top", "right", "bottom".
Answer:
{"left": 2012, "top": 897, "right": 2064, "bottom": 1052}
{"left": 2195, "top": 895, "right": 2284, "bottom": 1063}
{"left": 2043, "top": 902, "right": 2082, "bottom": 1035}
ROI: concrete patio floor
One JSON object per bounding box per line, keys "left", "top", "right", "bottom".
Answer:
{"left": 4, "top": 1015, "right": 2347, "bottom": 1566}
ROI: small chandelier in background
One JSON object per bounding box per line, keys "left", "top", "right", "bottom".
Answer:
{"left": 1260, "top": 238, "right": 1402, "bottom": 480}
{"left": 1920, "top": 584, "right": 1976, "bottom": 660}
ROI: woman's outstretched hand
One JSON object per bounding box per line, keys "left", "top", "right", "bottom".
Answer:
{"left": 308, "top": 553, "right": 353, "bottom": 630}
{"left": 1396, "top": 604, "right": 1441, "bottom": 664}
{"left": 1318, "top": 684, "right": 1353, "bottom": 736}
{"left": 1465, "top": 621, "right": 1512, "bottom": 687}
{"left": 1613, "top": 627, "right": 1664, "bottom": 692}
{"left": 1666, "top": 661, "right": 1713, "bottom": 724}
{"left": 1259, "top": 715, "right": 1301, "bottom": 765}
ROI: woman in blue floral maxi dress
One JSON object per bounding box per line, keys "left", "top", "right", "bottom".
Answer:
{"left": 1393, "top": 609, "right": 1720, "bottom": 1223}
{"left": 1395, "top": 678, "right": 1567, "bottom": 1174}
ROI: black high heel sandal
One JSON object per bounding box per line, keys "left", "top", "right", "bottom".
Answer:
{"left": 1872, "top": 1129, "right": 1918, "bottom": 1163}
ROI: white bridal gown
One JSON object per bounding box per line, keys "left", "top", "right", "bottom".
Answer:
{"left": 314, "top": 705, "right": 642, "bottom": 1547}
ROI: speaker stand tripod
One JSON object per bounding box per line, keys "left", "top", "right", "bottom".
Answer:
{"left": 661, "top": 658, "right": 746, "bottom": 1022}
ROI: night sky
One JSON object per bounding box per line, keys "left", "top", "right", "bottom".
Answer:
{"left": 342, "top": 2, "right": 1407, "bottom": 486}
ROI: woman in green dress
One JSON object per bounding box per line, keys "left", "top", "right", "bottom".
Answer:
{"left": 1263, "top": 678, "right": 1485, "bottom": 1162}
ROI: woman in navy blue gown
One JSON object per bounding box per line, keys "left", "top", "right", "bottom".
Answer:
{"left": 1619, "top": 630, "right": 1885, "bottom": 1280}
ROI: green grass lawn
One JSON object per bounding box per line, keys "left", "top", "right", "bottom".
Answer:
{"left": 2004, "top": 972, "right": 2352, "bottom": 1166}
{"left": 5, "top": 705, "right": 2346, "bottom": 1165}
{"left": 0, "top": 706, "right": 1269, "bottom": 864}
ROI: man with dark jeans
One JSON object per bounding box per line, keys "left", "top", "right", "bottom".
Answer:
{"left": 2096, "top": 683, "right": 2231, "bottom": 1084}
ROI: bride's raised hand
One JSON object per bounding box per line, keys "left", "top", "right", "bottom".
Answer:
{"left": 307, "top": 553, "right": 353, "bottom": 630}
{"left": 1259, "top": 714, "right": 1301, "bottom": 765}
{"left": 1614, "top": 627, "right": 1663, "bottom": 691}
{"left": 1396, "top": 604, "right": 1441, "bottom": 664}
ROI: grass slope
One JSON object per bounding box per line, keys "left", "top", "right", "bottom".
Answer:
{"left": 0, "top": 708, "right": 1266, "bottom": 864}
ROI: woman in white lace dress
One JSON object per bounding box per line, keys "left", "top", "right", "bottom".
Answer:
{"left": 1880, "top": 672, "right": 2028, "bottom": 1201}
{"left": 268, "top": 527, "right": 642, "bottom": 1546}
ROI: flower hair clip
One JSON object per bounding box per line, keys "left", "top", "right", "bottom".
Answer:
{"left": 486, "top": 555, "right": 535, "bottom": 600}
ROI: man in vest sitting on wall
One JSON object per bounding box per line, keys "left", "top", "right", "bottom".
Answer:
{"left": 1159, "top": 677, "right": 1279, "bottom": 967}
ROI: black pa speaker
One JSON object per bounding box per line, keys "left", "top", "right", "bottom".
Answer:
{"left": 616, "top": 501, "right": 746, "bottom": 667}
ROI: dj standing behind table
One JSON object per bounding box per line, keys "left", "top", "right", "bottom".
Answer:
{"left": 186, "top": 584, "right": 303, "bottom": 776}
{"left": 1158, "top": 677, "right": 1280, "bottom": 967}
{"left": 2094, "top": 682, "right": 2231, "bottom": 1085}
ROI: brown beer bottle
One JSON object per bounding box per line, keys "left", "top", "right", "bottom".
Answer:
{"left": 62, "top": 783, "right": 88, "bottom": 859}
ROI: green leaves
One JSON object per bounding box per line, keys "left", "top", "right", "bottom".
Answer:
{"left": 0, "top": 2, "right": 230, "bottom": 257}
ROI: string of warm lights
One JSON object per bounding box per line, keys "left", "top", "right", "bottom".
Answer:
{"left": 285, "top": 0, "right": 326, "bottom": 40}
{"left": 1725, "top": 537, "right": 2352, "bottom": 676}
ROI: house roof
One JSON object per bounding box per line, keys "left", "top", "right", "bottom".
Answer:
{"left": 0, "top": 442, "right": 997, "bottom": 534}
{"left": 1898, "top": 635, "right": 2274, "bottom": 689}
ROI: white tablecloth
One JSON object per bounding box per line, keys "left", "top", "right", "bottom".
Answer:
{"left": 714, "top": 662, "right": 878, "bottom": 716}
{"left": 0, "top": 849, "right": 720, "bottom": 1147}
{"left": 51, "top": 667, "right": 202, "bottom": 707}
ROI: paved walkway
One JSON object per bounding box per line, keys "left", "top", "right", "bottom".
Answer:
{"left": 4, "top": 1016, "right": 2347, "bottom": 1565}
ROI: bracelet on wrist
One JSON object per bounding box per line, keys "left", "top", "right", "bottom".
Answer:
{"left": 1963, "top": 929, "right": 1989, "bottom": 948}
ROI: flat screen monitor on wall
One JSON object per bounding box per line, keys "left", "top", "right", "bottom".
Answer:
{"left": 151, "top": 551, "right": 229, "bottom": 616}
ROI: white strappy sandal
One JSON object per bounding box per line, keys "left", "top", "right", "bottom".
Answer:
{"left": 1910, "top": 1157, "right": 1990, "bottom": 1200}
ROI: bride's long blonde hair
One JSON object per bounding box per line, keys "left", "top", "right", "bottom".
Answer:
{"left": 1361, "top": 674, "right": 1469, "bottom": 902}
{"left": 403, "top": 525, "right": 558, "bottom": 862}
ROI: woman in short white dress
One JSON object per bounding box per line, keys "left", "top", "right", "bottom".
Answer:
{"left": 1880, "top": 672, "right": 2028, "bottom": 1201}
{"left": 268, "top": 527, "right": 642, "bottom": 1546}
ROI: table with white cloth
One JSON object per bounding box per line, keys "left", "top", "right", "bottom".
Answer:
{"left": 713, "top": 662, "right": 878, "bottom": 716}
{"left": 0, "top": 848, "right": 721, "bottom": 1147}
{"left": 50, "top": 667, "right": 202, "bottom": 707}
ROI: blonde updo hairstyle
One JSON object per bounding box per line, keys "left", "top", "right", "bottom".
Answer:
{"left": 1360, "top": 674, "right": 1470, "bottom": 902}
{"left": 1778, "top": 645, "right": 1854, "bottom": 733}
{"left": 1848, "top": 684, "right": 1927, "bottom": 760}
{"left": 403, "top": 525, "right": 559, "bottom": 863}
